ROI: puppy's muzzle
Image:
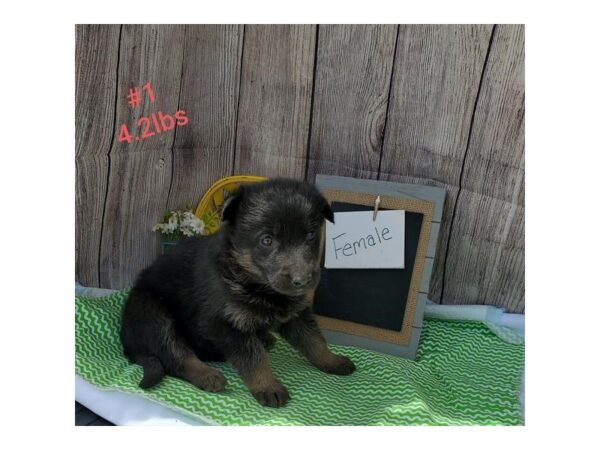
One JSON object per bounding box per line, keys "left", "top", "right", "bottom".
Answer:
{"left": 290, "top": 272, "right": 312, "bottom": 288}
{"left": 285, "top": 267, "right": 320, "bottom": 290}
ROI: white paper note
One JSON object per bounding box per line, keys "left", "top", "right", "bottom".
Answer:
{"left": 324, "top": 210, "right": 405, "bottom": 269}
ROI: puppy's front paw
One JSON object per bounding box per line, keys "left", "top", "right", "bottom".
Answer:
{"left": 252, "top": 380, "right": 290, "bottom": 408}
{"left": 320, "top": 354, "right": 356, "bottom": 376}
{"left": 196, "top": 367, "right": 227, "bottom": 393}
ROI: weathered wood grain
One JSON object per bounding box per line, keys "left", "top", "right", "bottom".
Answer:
{"left": 76, "top": 24, "right": 526, "bottom": 312}
{"left": 444, "top": 190, "right": 525, "bottom": 312}
{"left": 99, "top": 25, "right": 185, "bottom": 288}
{"left": 443, "top": 25, "right": 525, "bottom": 312}
{"left": 379, "top": 24, "right": 494, "bottom": 301}
{"left": 234, "top": 25, "right": 316, "bottom": 179}
{"left": 462, "top": 25, "right": 525, "bottom": 206}
{"left": 307, "top": 25, "right": 398, "bottom": 181}
{"left": 167, "top": 25, "right": 244, "bottom": 210}
{"left": 75, "top": 25, "right": 121, "bottom": 287}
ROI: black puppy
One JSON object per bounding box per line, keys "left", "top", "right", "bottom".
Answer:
{"left": 120, "top": 178, "right": 355, "bottom": 407}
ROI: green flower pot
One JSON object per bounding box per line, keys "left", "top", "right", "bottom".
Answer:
{"left": 161, "top": 240, "right": 179, "bottom": 255}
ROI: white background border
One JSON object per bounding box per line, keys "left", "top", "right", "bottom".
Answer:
{"left": 2, "top": 0, "right": 599, "bottom": 448}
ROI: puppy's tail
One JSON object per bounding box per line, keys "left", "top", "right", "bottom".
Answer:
{"left": 136, "top": 355, "right": 165, "bottom": 389}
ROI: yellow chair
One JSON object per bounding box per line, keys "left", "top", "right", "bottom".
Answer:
{"left": 195, "top": 175, "right": 267, "bottom": 235}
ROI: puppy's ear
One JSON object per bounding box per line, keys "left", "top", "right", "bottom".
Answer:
{"left": 221, "top": 186, "right": 244, "bottom": 224}
{"left": 320, "top": 197, "right": 334, "bottom": 223}
{"left": 322, "top": 202, "right": 334, "bottom": 223}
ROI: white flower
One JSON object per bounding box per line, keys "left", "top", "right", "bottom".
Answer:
{"left": 152, "top": 209, "right": 205, "bottom": 237}
{"left": 179, "top": 211, "right": 205, "bottom": 236}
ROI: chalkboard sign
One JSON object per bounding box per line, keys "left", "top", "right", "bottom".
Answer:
{"left": 310, "top": 187, "right": 435, "bottom": 350}
{"left": 314, "top": 201, "right": 424, "bottom": 332}
{"left": 313, "top": 175, "right": 446, "bottom": 359}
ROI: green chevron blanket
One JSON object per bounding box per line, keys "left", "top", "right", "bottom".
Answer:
{"left": 75, "top": 291, "right": 524, "bottom": 425}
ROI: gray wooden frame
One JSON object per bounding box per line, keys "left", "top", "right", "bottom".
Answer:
{"left": 315, "top": 175, "right": 445, "bottom": 359}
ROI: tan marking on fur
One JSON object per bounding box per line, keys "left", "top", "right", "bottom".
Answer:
{"left": 286, "top": 318, "right": 347, "bottom": 372}
{"left": 182, "top": 356, "right": 213, "bottom": 377}
{"left": 223, "top": 301, "right": 268, "bottom": 332}
{"left": 161, "top": 317, "right": 189, "bottom": 362}
{"left": 181, "top": 356, "right": 226, "bottom": 391}
{"left": 231, "top": 248, "right": 263, "bottom": 278}
{"left": 243, "top": 351, "right": 278, "bottom": 392}
{"left": 301, "top": 333, "right": 338, "bottom": 367}
{"left": 222, "top": 275, "right": 248, "bottom": 295}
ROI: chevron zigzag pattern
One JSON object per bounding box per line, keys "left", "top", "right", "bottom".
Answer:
{"left": 75, "top": 291, "right": 524, "bottom": 425}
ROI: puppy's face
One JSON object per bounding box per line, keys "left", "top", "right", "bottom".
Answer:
{"left": 222, "top": 179, "right": 333, "bottom": 297}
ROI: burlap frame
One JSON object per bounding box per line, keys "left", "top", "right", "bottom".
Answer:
{"left": 308, "top": 189, "right": 434, "bottom": 345}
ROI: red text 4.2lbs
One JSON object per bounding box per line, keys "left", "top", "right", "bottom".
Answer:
{"left": 118, "top": 110, "right": 189, "bottom": 144}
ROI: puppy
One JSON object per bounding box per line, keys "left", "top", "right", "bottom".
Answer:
{"left": 120, "top": 178, "right": 355, "bottom": 407}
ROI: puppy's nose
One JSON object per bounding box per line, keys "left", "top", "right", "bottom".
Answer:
{"left": 291, "top": 273, "right": 312, "bottom": 287}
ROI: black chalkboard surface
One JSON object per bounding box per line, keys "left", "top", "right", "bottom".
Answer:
{"left": 313, "top": 202, "right": 424, "bottom": 332}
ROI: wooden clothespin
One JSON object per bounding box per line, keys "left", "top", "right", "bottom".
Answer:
{"left": 372, "top": 195, "right": 381, "bottom": 221}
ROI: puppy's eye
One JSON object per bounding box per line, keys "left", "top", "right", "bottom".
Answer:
{"left": 260, "top": 234, "right": 273, "bottom": 247}
{"left": 307, "top": 230, "right": 317, "bottom": 241}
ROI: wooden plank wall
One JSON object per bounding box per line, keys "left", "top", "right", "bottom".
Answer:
{"left": 75, "top": 24, "right": 525, "bottom": 313}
